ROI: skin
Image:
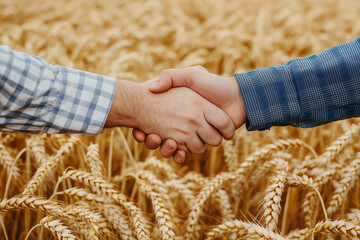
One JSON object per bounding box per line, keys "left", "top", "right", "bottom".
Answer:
{"left": 104, "top": 79, "right": 235, "bottom": 159}
{"left": 132, "top": 66, "right": 247, "bottom": 164}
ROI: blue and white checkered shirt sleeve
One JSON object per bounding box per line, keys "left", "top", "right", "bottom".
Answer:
{"left": 0, "top": 45, "right": 116, "bottom": 134}
{"left": 235, "top": 37, "right": 360, "bottom": 131}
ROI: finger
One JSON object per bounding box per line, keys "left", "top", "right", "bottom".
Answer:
{"left": 185, "top": 135, "right": 206, "bottom": 155}
{"left": 203, "top": 102, "right": 236, "bottom": 140}
{"left": 149, "top": 68, "right": 198, "bottom": 93}
{"left": 196, "top": 124, "right": 223, "bottom": 147}
{"left": 132, "top": 128, "right": 146, "bottom": 142}
{"left": 144, "top": 134, "right": 162, "bottom": 150}
{"left": 173, "top": 150, "right": 186, "bottom": 164}
{"left": 159, "top": 139, "right": 178, "bottom": 158}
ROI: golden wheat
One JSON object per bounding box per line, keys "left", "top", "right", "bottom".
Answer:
{"left": 1, "top": 0, "right": 360, "bottom": 239}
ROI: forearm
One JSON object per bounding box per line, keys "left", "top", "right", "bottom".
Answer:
{"left": 235, "top": 37, "right": 360, "bottom": 130}
{"left": 0, "top": 45, "right": 116, "bottom": 134}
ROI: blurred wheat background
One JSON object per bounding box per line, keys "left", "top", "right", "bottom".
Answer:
{"left": 1, "top": 0, "right": 360, "bottom": 239}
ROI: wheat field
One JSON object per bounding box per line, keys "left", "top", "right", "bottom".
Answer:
{"left": 1, "top": 0, "right": 360, "bottom": 239}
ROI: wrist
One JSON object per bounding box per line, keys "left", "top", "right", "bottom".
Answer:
{"left": 229, "top": 76, "right": 248, "bottom": 127}
{"left": 104, "top": 80, "right": 142, "bottom": 128}
{"left": 232, "top": 76, "right": 247, "bottom": 120}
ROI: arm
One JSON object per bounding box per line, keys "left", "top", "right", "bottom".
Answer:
{"left": 0, "top": 46, "right": 235, "bottom": 161}
{"left": 235, "top": 37, "right": 360, "bottom": 130}
{"left": 0, "top": 45, "right": 116, "bottom": 134}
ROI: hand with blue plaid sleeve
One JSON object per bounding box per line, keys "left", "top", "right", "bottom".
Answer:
{"left": 105, "top": 78, "right": 236, "bottom": 162}
{"left": 132, "top": 66, "right": 247, "bottom": 163}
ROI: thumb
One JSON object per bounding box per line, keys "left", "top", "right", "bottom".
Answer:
{"left": 150, "top": 68, "right": 195, "bottom": 93}
{"left": 149, "top": 79, "right": 171, "bottom": 93}
{"left": 149, "top": 72, "right": 173, "bottom": 93}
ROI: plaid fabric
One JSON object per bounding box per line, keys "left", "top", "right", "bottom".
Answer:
{"left": 0, "top": 45, "right": 116, "bottom": 134}
{"left": 235, "top": 37, "right": 360, "bottom": 131}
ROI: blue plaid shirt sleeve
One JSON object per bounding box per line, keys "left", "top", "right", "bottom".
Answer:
{"left": 235, "top": 37, "right": 360, "bottom": 131}
{"left": 0, "top": 45, "right": 117, "bottom": 134}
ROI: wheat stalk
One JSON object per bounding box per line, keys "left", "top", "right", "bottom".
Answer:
{"left": 302, "top": 169, "right": 335, "bottom": 227}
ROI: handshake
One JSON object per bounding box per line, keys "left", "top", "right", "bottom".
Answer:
{"left": 105, "top": 66, "right": 247, "bottom": 164}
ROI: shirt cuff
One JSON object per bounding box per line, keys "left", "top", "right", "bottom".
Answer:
{"left": 45, "top": 66, "right": 117, "bottom": 135}
{"left": 234, "top": 64, "right": 301, "bottom": 131}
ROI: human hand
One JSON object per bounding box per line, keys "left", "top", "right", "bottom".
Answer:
{"left": 106, "top": 79, "right": 235, "bottom": 163}
{"left": 132, "top": 66, "right": 247, "bottom": 163}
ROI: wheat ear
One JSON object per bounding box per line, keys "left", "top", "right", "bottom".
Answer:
{"left": 63, "top": 202, "right": 113, "bottom": 238}
{"left": 314, "top": 220, "right": 360, "bottom": 237}
{"left": 63, "top": 187, "right": 110, "bottom": 205}
{"left": 286, "top": 228, "right": 313, "bottom": 240}
{"left": 263, "top": 159, "right": 288, "bottom": 231}
{"left": 136, "top": 177, "right": 176, "bottom": 239}
{"left": 313, "top": 124, "right": 359, "bottom": 167}
{"left": 215, "top": 189, "right": 235, "bottom": 221}
{"left": 327, "top": 156, "right": 360, "bottom": 216}
{"left": 143, "top": 157, "right": 177, "bottom": 179}
{"left": 184, "top": 172, "right": 235, "bottom": 240}
{"left": 29, "top": 136, "right": 47, "bottom": 165}
{"left": 0, "top": 143, "right": 20, "bottom": 180}
{"left": 0, "top": 195, "right": 109, "bottom": 237}
{"left": 223, "top": 140, "right": 239, "bottom": 171}
{"left": 40, "top": 216, "right": 78, "bottom": 240}
{"left": 286, "top": 174, "right": 314, "bottom": 188}
{"left": 62, "top": 169, "right": 150, "bottom": 240}
{"left": 302, "top": 169, "right": 335, "bottom": 227}
{"left": 84, "top": 143, "right": 104, "bottom": 178}
{"left": 102, "top": 203, "right": 136, "bottom": 240}
{"left": 22, "top": 135, "right": 79, "bottom": 195}
{"left": 206, "top": 220, "right": 285, "bottom": 240}
{"left": 232, "top": 139, "right": 308, "bottom": 202}
{"left": 347, "top": 209, "right": 360, "bottom": 224}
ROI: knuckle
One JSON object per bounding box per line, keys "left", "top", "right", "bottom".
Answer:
{"left": 217, "top": 114, "right": 231, "bottom": 129}
{"left": 160, "top": 69, "right": 172, "bottom": 78}
{"left": 186, "top": 115, "right": 201, "bottom": 125}
{"left": 212, "top": 134, "right": 223, "bottom": 147}
{"left": 192, "top": 143, "right": 206, "bottom": 154}
{"left": 224, "top": 129, "right": 235, "bottom": 140}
